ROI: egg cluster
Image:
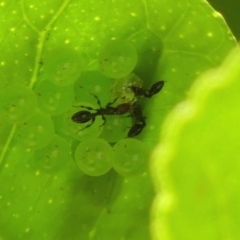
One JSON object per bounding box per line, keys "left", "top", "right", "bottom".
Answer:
{"left": 0, "top": 40, "right": 163, "bottom": 177}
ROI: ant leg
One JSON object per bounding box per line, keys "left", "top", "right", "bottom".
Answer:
{"left": 79, "top": 105, "right": 95, "bottom": 111}
{"left": 72, "top": 105, "right": 96, "bottom": 111}
{"left": 99, "top": 115, "right": 106, "bottom": 128}
{"left": 106, "top": 96, "right": 119, "bottom": 106}
{"left": 76, "top": 116, "right": 96, "bottom": 133}
{"left": 121, "top": 114, "right": 131, "bottom": 118}
{"left": 90, "top": 94, "right": 103, "bottom": 108}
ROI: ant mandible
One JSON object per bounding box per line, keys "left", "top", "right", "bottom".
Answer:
{"left": 130, "top": 80, "right": 165, "bottom": 98}
{"left": 71, "top": 94, "right": 131, "bottom": 132}
{"left": 127, "top": 102, "right": 146, "bottom": 138}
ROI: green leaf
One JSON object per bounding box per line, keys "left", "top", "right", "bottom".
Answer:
{"left": 151, "top": 47, "right": 240, "bottom": 239}
{"left": 0, "top": 0, "right": 237, "bottom": 239}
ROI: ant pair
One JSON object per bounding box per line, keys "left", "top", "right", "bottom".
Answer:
{"left": 71, "top": 80, "right": 165, "bottom": 137}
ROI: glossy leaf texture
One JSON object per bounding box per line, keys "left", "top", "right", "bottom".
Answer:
{"left": 0, "top": 0, "right": 237, "bottom": 239}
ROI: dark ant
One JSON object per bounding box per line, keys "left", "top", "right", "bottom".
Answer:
{"left": 71, "top": 94, "right": 131, "bottom": 132}
{"left": 127, "top": 103, "right": 146, "bottom": 138}
{"left": 130, "top": 80, "right": 164, "bottom": 98}
{"left": 127, "top": 80, "right": 165, "bottom": 137}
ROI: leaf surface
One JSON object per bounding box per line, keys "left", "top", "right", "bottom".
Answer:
{"left": 0, "top": 0, "right": 237, "bottom": 239}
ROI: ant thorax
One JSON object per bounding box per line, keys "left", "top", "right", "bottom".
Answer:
{"left": 110, "top": 73, "right": 143, "bottom": 104}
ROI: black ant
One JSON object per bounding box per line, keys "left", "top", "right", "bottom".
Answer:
{"left": 130, "top": 80, "right": 164, "bottom": 98}
{"left": 126, "top": 80, "right": 165, "bottom": 137}
{"left": 127, "top": 102, "right": 146, "bottom": 137}
{"left": 71, "top": 94, "right": 131, "bottom": 132}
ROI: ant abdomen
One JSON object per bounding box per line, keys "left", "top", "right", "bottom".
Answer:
{"left": 128, "top": 121, "right": 146, "bottom": 137}
{"left": 71, "top": 110, "right": 92, "bottom": 123}
{"left": 148, "top": 80, "right": 164, "bottom": 96}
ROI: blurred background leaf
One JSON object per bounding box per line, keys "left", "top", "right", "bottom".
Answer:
{"left": 208, "top": 0, "right": 240, "bottom": 40}
{"left": 151, "top": 46, "right": 240, "bottom": 240}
